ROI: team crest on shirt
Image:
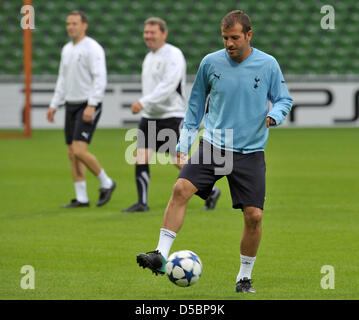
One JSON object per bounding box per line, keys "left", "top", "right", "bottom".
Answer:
{"left": 254, "top": 76, "right": 260, "bottom": 89}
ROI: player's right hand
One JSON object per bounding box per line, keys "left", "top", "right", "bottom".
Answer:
{"left": 266, "top": 116, "right": 276, "bottom": 128}
{"left": 131, "top": 101, "right": 143, "bottom": 114}
{"left": 46, "top": 107, "right": 56, "bottom": 123}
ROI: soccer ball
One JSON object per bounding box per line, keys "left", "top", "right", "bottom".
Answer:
{"left": 165, "top": 250, "right": 202, "bottom": 287}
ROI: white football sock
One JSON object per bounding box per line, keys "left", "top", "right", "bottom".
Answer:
{"left": 156, "top": 228, "right": 177, "bottom": 260}
{"left": 236, "top": 254, "right": 256, "bottom": 282}
{"left": 74, "top": 181, "right": 89, "bottom": 203}
{"left": 97, "top": 168, "right": 113, "bottom": 189}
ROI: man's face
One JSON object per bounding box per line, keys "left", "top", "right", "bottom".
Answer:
{"left": 143, "top": 23, "right": 167, "bottom": 51}
{"left": 222, "top": 23, "right": 252, "bottom": 62}
{"left": 66, "top": 14, "right": 87, "bottom": 41}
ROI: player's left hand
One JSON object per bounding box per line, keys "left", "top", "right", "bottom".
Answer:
{"left": 83, "top": 105, "right": 96, "bottom": 122}
{"left": 131, "top": 101, "right": 143, "bottom": 114}
{"left": 266, "top": 116, "right": 276, "bottom": 128}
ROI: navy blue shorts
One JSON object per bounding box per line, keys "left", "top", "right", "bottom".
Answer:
{"left": 64, "top": 102, "right": 102, "bottom": 145}
{"left": 178, "top": 139, "right": 266, "bottom": 210}
{"left": 137, "top": 117, "right": 183, "bottom": 157}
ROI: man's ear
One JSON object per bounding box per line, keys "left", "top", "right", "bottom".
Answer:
{"left": 245, "top": 30, "right": 253, "bottom": 41}
{"left": 163, "top": 29, "right": 169, "bottom": 40}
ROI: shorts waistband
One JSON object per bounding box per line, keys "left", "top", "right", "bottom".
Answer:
{"left": 66, "top": 100, "right": 87, "bottom": 105}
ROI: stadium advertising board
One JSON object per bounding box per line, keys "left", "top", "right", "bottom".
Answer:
{"left": 1, "top": 80, "right": 359, "bottom": 128}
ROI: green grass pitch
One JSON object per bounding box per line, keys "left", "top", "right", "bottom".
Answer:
{"left": 0, "top": 128, "right": 358, "bottom": 300}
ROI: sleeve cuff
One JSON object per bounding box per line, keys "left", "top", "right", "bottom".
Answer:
{"left": 88, "top": 99, "right": 99, "bottom": 106}
{"left": 176, "top": 128, "right": 199, "bottom": 154}
{"left": 267, "top": 112, "right": 281, "bottom": 126}
{"left": 138, "top": 97, "right": 149, "bottom": 109}
{"left": 176, "top": 143, "right": 190, "bottom": 155}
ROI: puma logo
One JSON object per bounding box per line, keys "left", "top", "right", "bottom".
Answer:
{"left": 81, "top": 131, "right": 89, "bottom": 139}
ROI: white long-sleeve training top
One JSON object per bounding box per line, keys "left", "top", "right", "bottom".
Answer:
{"left": 139, "top": 43, "right": 187, "bottom": 119}
{"left": 50, "top": 36, "right": 107, "bottom": 109}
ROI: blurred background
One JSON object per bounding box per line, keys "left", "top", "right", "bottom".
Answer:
{"left": 1, "top": 0, "right": 358, "bottom": 129}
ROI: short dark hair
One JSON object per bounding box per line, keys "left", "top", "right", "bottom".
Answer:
{"left": 67, "top": 11, "right": 88, "bottom": 24}
{"left": 144, "top": 17, "right": 167, "bottom": 33}
{"left": 221, "top": 10, "right": 251, "bottom": 34}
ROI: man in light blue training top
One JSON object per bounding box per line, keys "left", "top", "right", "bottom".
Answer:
{"left": 136, "top": 10, "right": 293, "bottom": 293}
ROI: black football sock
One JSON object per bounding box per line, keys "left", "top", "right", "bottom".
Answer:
{"left": 135, "top": 164, "right": 150, "bottom": 205}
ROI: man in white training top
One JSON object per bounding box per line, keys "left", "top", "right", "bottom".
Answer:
{"left": 47, "top": 11, "right": 116, "bottom": 208}
{"left": 122, "top": 17, "right": 221, "bottom": 213}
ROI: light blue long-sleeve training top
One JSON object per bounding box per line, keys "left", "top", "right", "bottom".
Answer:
{"left": 176, "top": 47, "right": 293, "bottom": 154}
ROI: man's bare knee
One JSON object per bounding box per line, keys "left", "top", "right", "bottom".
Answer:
{"left": 71, "top": 142, "right": 88, "bottom": 160}
{"left": 172, "top": 179, "right": 196, "bottom": 203}
{"left": 67, "top": 146, "right": 75, "bottom": 161}
{"left": 136, "top": 148, "right": 151, "bottom": 164}
{"left": 243, "top": 206, "right": 263, "bottom": 228}
{"left": 72, "top": 148, "right": 85, "bottom": 159}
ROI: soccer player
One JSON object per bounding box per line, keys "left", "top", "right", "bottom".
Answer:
{"left": 136, "top": 10, "right": 293, "bottom": 293}
{"left": 46, "top": 11, "right": 116, "bottom": 208}
{"left": 122, "top": 17, "right": 221, "bottom": 213}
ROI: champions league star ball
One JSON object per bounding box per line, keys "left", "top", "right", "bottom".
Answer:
{"left": 165, "top": 250, "right": 202, "bottom": 287}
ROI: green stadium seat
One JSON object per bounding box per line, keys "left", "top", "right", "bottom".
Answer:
{"left": 0, "top": 0, "right": 357, "bottom": 75}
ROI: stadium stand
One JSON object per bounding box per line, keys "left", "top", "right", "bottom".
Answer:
{"left": 0, "top": 0, "right": 353, "bottom": 75}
